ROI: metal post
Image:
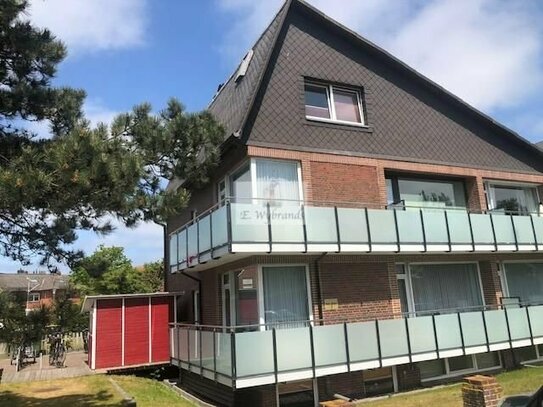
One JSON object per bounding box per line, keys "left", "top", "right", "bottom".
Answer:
{"left": 301, "top": 204, "right": 308, "bottom": 253}
{"left": 457, "top": 312, "right": 466, "bottom": 355}
{"left": 343, "top": 322, "right": 351, "bottom": 372}
{"left": 266, "top": 202, "right": 272, "bottom": 253}
{"left": 420, "top": 209, "right": 427, "bottom": 252}
{"left": 365, "top": 208, "right": 372, "bottom": 252}
{"left": 444, "top": 211, "right": 452, "bottom": 252}
{"left": 334, "top": 206, "right": 341, "bottom": 252}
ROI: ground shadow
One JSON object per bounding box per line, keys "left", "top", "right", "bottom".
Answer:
{"left": 0, "top": 389, "right": 123, "bottom": 407}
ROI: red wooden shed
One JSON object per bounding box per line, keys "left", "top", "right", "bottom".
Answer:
{"left": 82, "top": 292, "right": 179, "bottom": 370}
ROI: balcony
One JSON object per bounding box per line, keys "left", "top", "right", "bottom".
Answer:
{"left": 170, "top": 303, "right": 543, "bottom": 389}
{"left": 169, "top": 199, "right": 543, "bottom": 272}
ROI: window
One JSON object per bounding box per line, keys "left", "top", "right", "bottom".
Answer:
{"left": 409, "top": 263, "right": 483, "bottom": 314}
{"left": 386, "top": 175, "right": 467, "bottom": 209}
{"left": 217, "top": 178, "right": 227, "bottom": 204}
{"left": 262, "top": 266, "right": 309, "bottom": 328}
{"left": 503, "top": 262, "right": 543, "bottom": 304}
{"left": 228, "top": 159, "right": 302, "bottom": 205}
{"left": 486, "top": 182, "right": 539, "bottom": 215}
{"left": 419, "top": 352, "right": 500, "bottom": 381}
{"left": 29, "top": 293, "right": 40, "bottom": 302}
{"left": 255, "top": 159, "right": 300, "bottom": 205}
{"left": 304, "top": 81, "right": 364, "bottom": 125}
{"left": 231, "top": 165, "right": 252, "bottom": 203}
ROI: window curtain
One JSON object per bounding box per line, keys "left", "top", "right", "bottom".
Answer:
{"left": 505, "top": 263, "right": 543, "bottom": 304}
{"left": 410, "top": 263, "right": 483, "bottom": 314}
{"left": 255, "top": 160, "right": 300, "bottom": 206}
{"left": 263, "top": 266, "right": 309, "bottom": 328}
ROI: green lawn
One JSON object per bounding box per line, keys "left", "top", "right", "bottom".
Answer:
{"left": 0, "top": 374, "right": 194, "bottom": 407}
{"left": 362, "top": 367, "right": 543, "bottom": 407}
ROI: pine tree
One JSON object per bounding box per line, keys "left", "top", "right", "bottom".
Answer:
{"left": 0, "top": 1, "right": 224, "bottom": 266}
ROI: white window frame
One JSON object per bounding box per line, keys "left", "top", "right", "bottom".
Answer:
{"left": 484, "top": 180, "right": 541, "bottom": 214}
{"left": 29, "top": 292, "right": 40, "bottom": 302}
{"left": 257, "top": 264, "right": 313, "bottom": 331}
{"left": 304, "top": 81, "right": 366, "bottom": 127}
{"left": 224, "top": 158, "right": 304, "bottom": 205}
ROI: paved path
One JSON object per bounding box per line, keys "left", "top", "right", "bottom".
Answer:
{"left": 0, "top": 351, "right": 93, "bottom": 384}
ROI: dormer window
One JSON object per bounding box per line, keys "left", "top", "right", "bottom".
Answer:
{"left": 304, "top": 81, "right": 365, "bottom": 125}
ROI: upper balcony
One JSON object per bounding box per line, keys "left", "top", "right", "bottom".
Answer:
{"left": 168, "top": 198, "right": 543, "bottom": 272}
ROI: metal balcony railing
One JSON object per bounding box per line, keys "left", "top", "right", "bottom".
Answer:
{"left": 169, "top": 301, "right": 543, "bottom": 389}
{"left": 168, "top": 198, "right": 543, "bottom": 271}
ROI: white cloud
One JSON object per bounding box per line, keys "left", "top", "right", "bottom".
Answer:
{"left": 28, "top": 0, "right": 147, "bottom": 53}
{"left": 216, "top": 0, "right": 543, "bottom": 112}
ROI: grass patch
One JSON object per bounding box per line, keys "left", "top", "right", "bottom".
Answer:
{"left": 0, "top": 374, "right": 194, "bottom": 407}
{"left": 113, "top": 375, "right": 194, "bottom": 406}
{"left": 362, "top": 367, "right": 543, "bottom": 407}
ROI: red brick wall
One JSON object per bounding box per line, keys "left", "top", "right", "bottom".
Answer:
{"left": 310, "top": 162, "right": 381, "bottom": 206}
{"left": 319, "top": 262, "right": 399, "bottom": 322}
{"left": 479, "top": 261, "right": 503, "bottom": 306}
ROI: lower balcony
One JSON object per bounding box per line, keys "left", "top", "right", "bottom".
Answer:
{"left": 170, "top": 302, "right": 543, "bottom": 389}
{"left": 169, "top": 201, "right": 543, "bottom": 272}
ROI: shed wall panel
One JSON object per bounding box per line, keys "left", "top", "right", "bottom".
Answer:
{"left": 95, "top": 299, "right": 122, "bottom": 369}
{"left": 124, "top": 297, "right": 150, "bottom": 366}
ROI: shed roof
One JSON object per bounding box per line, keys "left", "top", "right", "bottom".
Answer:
{"left": 81, "top": 292, "right": 181, "bottom": 312}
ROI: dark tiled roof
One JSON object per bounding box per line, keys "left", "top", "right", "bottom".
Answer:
{"left": 207, "top": 0, "right": 290, "bottom": 137}
{"left": 209, "top": 0, "right": 543, "bottom": 171}
{"left": 0, "top": 273, "right": 69, "bottom": 292}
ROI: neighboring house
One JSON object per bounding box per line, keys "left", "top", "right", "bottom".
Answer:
{"left": 166, "top": 1, "right": 543, "bottom": 405}
{"left": 0, "top": 272, "right": 71, "bottom": 311}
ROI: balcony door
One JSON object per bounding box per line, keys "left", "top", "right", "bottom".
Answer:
{"left": 259, "top": 265, "right": 311, "bottom": 329}
{"left": 398, "top": 262, "right": 484, "bottom": 315}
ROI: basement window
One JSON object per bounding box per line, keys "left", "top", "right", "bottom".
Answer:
{"left": 304, "top": 81, "right": 365, "bottom": 126}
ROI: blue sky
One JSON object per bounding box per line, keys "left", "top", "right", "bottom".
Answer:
{"left": 3, "top": 0, "right": 543, "bottom": 272}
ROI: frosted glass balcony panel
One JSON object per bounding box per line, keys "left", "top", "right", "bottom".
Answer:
{"left": 336, "top": 208, "right": 368, "bottom": 243}
{"left": 178, "top": 328, "right": 189, "bottom": 362}
{"left": 506, "top": 308, "right": 531, "bottom": 342}
{"left": 177, "top": 230, "right": 187, "bottom": 263}
{"left": 447, "top": 211, "right": 472, "bottom": 245}
{"left": 407, "top": 316, "right": 436, "bottom": 355}
{"left": 215, "top": 332, "right": 232, "bottom": 377}
{"left": 235, "top": 331, "right": 274, "bottom": 377}
{"left": 367, "top": 210, "right": 397, "bottom": 245}
{"left": 198, "top": 215, "right": 211, "bottom": 253}
{"left": 313, "top": 324, "right": 347, "bottom": 367}
{"left": 459, "top": 312, "right": 487, "bottom": 348}
{"left": 396, "top": 210, "right": 424, "bottom": 244}
{"left": 470, "top": 214, "right": 494, "bottom": 245}
{"left": 378, "top": 319, "right": 409, "bottom": 358}
{"left": 187, "top": 224, "right": 199, "bottom": 264}
{"left": 201, "top": 331, "right": 215, "bottom": 371}
{"left": 528, "top": 305, "right": 543, "bottom": 338}
{"left": 346, "top": 321, "right": 379, "bottom": 362}
{"left": 434, "top": 314, "right": 462, "bottom": 351}
{"left": 484, "top": 310, "right": 509, "bottom": 345}
{"left": 230, "top": 203, "right": 268, "bottom": 243}
{"left": 422, "top": 211, "right": 448, "bottom": 245}
{"left": 531, "top": 216, "right": 543, "bottom": 246}
{"left": 492, "top": 214, "right": 516, "bottom": 245}
{"left": 211, "top": 205, "right": 228, "bottom": 248}
{"left": 169, "top": 234, "right": 177, "bottom": 266}
{"left": 513, "top": 216, "right": 536, "bottom": 246}
{"left": 269, "top": 206, "right": 304, "bottom": 243}
{"left": 188, "top": 330, "right": 201, "bottom": 367}
{"left": 275, "top": 327, "right": 312, "bottom": 372}
{"left": 305, "top": 206, "right": 338, "bottom": 243}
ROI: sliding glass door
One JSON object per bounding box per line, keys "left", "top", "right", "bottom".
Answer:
{"left": 408, "top": 263, "right": 483, "bottom": 314}
{"left": 504, "top": 262, "right": 543, "bottom": 304}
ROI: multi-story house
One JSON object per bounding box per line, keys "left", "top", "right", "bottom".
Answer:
{"left": 165, "top": 1, "right": 543, "bottom": 405}
{"left": 0, "top": 271, "right": 71, "bottom": 312}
